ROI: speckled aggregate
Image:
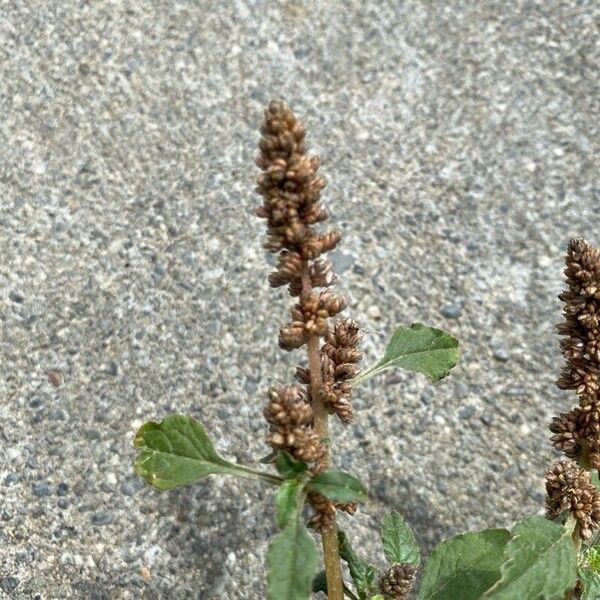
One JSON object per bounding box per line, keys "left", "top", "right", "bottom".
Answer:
{"left": 1, "top": 1, "right": 598, "bottom": 598}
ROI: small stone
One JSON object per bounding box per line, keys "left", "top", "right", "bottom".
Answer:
{"left": 454, "top": 381, "right": 469, "bottom": 399}
{"left": 508, "top": 412, "right": 523, "bottom": 424}
{"left": 29, "top": 397, "right": 43, "bottom": 408}
{"left": 440, "top": 304, "right": 461, "bottom": 319}
{"left": 420, "top": 390, "right": 434, "bottom": 406}
{"left": 106, "top": 361, "right": 118, "bottom": 376}
{"left": 0, "top": 576, "right": 19, "bottom": 593}
{"left": 492, "top": 343, "right": 510, "bottom": 362}
{"left": 352, "top": 264, "right": 365, "bottom": 276}
{"left": 9, "top": 291, "right": 24, "bottom": 303}
{"left": 32, "top": 483, "right": 51, "bottom": 497}
{"left": 57, "top": 482, "right": 69, "bottom": 496}
{"left": 58, "top": 498, "right": 69, "bottom": 509}
{"left": 3, "top": 474, "right": 16, "bottom": 486}
{"left": 505, "top": 386, "right": 526, "bottom": 396}
{"left": 530, "top": 491, "right": 545, "bottom": 503}
{"left": 330, "top": 250, "right": 355, "bottom": 274}
{"left": 153, "top": 263, "right": 166, "bottom": 277}
{"left": 91, "top": 511, "right": 113, "bottom": 526}
{"left": 481, "top": 414, "right": 494, "bottom": 426}
{"left": 367, "top": 305, "right": 382, "bottom": 320}
{"left": 458, "top": 405, "right": 475, "bottom": 420}
{"left": 503, "top": 465, "right": 519, "bottom": 481}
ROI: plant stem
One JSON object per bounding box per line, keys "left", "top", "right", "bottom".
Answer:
{"left": 233, "top": 464, "right": 284, "bottom": 486}
{"left": 302, "top": 266, "right": 345, "bottom": 600}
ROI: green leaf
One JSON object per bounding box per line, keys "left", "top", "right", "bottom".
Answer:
{"left": 309, "top": 471, "right": 368, "bottom": 503}
{"left": 417, "top": 529, "right": 511, "bottom": 600}
{"left": 311, "top": 570, "right": 327, "bottom": 594}
{"left": 586, "top": 547, "right": 600, "bottom": 572}
{"left": 275, "top": 451, "right": 309, "bottom": 479}
{"left": 381, "top": 511, "right": 420, "bottom": 565}
{"left": 579, "top": 567, "right": 600, "bottom": 600}
{"left": 370, "top": 596, "right": 385, "bottom": 600}
{"left": 482, "top": 516, "right": 578, "bottom": 600}
{"left": 267, "top": 517, "right": 318, "bottom": 600}
{"left": 338, "top": 529, "right": 379, "bottom": 598}
{"left": 134, "top": 414, "right": 280, "bottom": 490}
{"left": 275, "top": 479, "right": 304, "bottom": 529}
{"left": 353, "top": 323, "right": 459, "bottom": 385}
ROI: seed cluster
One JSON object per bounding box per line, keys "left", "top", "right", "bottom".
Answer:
{"left": 255, "top": 99, "right": 341, "bottom": 292}
{"left": 263, "top": 385, "right": 324, "bottom": 462}
{"left": 296, "top": 318, "right": 363, "bottom": 424}
{"left": 378, "top": 563, "right": 417, "bottom": 600}
{"left": 546, "top": 239, "right": 600, "bottom": 540}
{"left": 545, "top": 460, "right": 600, "bottom": 539}
{"left": 255, "top": 100, "right": 363, "bottom": 528}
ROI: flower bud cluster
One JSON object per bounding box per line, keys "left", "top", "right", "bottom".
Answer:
{"left": 546, "top": 239, "right": 600, "bottom": 541}
{"left": 378, "top": 563, "right": 417, "bottom": 600}
{"left": 550, "top": 240, "right": 600, "bottom": 467}
{"left": 545, "top": 459, "right": 600, "bottom": 539}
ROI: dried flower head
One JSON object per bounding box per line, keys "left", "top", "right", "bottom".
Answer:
{"left": 263, "top": 385, "right": 324, "bottom": 462}
{"left": 545, "top": 459, "right": 600, "bottom": 539}
{"left": 550, "top": 407, "right": 582, "bottom": 460}
{"left": 556, "top": 239, "right": 600, "bottom": 400}
{"left": 256, "top": 100, "right": 340, "bottom": 293}
{"left": 308, "top": 490, "right": 336, "bottom": 532}
{"left": 378, "top": 563, "right": 417, "bottom": 600}
{"left": 551, "top": 239, "right": 600, "bottom": 468}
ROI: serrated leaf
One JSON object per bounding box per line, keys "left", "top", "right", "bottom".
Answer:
{"left": 417, "top": 529, "right": 511, "bottom": 600}
{"left": 311, "top": 570, "right": 327, "bottom": 594}
{"left": 579, "top": 567, "right": 600, "bottom": 600}
{"left": 133, "top": 414, "right": 278, "bottom": 490}
{"left": 267, "top": 517, "right": 318, "bottom": 600}
{"left": 338, "top": 529, "right": 379, "bottom": 598}
{"left": 275, "top": 451, "right": 309, "bottom": 479}
{"left": 309, "top": 471, "right": 368, "bottom": 503}
{"left": 381, "top": 511, "right": 420, "bottom": 565}
{"left": 353, "top": 323, "right": 459, "bottom": 385}
{"left": 482, "top": 516, "right": 577, "bottom": 600}
{"left": 275, "top": 479, "right": 304, "bottom": 529}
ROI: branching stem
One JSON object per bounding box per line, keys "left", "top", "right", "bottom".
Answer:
{"left": 301, "top": 266, "right": 345, "bottom": 600}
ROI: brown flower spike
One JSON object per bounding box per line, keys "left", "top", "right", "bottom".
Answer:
{"left": 545, "top": 460, "right": 600, "bottom": 540}
{"left": 551, "top": 239, "right": 600, "bottom": 468}
{"left": 545, "top": 239, "right": 600, "bottom": 545}
{"left": 255, "top": 100, "right": 363, "bottom": 575}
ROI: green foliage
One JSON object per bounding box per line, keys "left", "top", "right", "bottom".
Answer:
{"left": 275, "top": 479, "right": 304, "bottom": 529}
{"left": 381, "top": 511, "right": 420, "bottom": 566}
{"left": 586, "top": 547, "right": 600, "bottom": 572}
{"left": 579, "top": 568, "right": 600, "bottom": 600}
{"left": 482, "top": 517, "right": 578, "bottom": 600}
{"left": 338, "top": 529, "right": 379, "bottom": 599}
{"left": 417, "top": 529, "right": 510, "bottom": 600}
{"left": 309, "top": 471, "right": 368, "bottom": 503}
{"left": 267, "top": 517, "right": 318, "bottom": 600}
{"left": 134, "top": 414, "right": 279, "bottom": 490}
{"left": 268, "top": 474, "right": 317, "bottom": 600}
{"left": 275, "top": 451, "right": 309, "bottom": 479}
{"left": 353, "top": 323, "right": 459, "bottom": 385}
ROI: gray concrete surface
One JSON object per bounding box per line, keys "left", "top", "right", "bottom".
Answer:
{"left": 1, "top": 1, "right": 599, "bottom": 598}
